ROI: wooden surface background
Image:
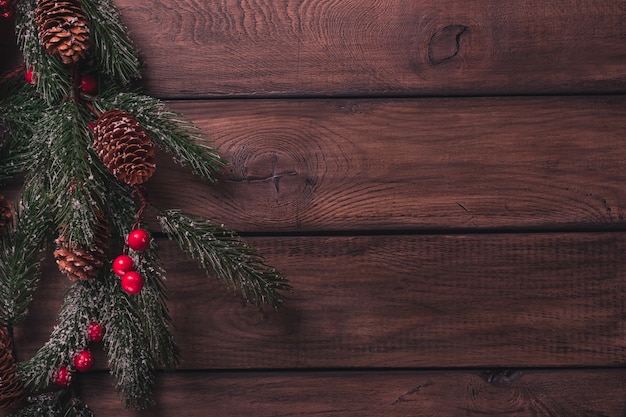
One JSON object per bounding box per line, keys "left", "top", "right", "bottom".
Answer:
{"left": 3, "top": 0, "right": 626, "bottom": 415}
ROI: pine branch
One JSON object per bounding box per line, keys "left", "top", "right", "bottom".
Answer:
{"left": 94, "top": 90, "right": 227, "bottom": 182}
{"left": 97, "top": 276, "right": 157, "bottom": 409}
{"left": 31, "top": 101, "right": 109, "bottom": 248}
{"left": 15, "top": 0, "right": 72, "bottom": 104}
{"left": 0, "top": 80, "right": 47, "bottom": 182}
{"left": 80, "top": 0, "right": 141, "bottom": 84}
{"left": 131, "top": 246, "right": 180, "bottom": 370}
{"left": 0, "top": 181, "right": 52, "bottom": 327}
{"left": 10, "top": 391, "right": 94, "bottom": 417}
{"left": 104, "top": 190, "right": 180, "bottom": 371}
{"left": 19, "top": 284, "right": 93, "bottom": 392}
{"left": 158, "top": 209, "right": 292, "bottom": 309}
{"left": 19, "top": 274, "right": 163, "bottom": 410}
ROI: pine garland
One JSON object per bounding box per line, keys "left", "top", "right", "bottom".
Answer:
{"left": 0, "top": 0, "right": 291, "bottom": 414}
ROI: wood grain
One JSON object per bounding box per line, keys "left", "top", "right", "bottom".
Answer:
{"left": 20, "top": 369, "right": 624, "bottom": 416}
{"left": 144, "top": 96, "right": 626, "bottom": 233}
{"left": 113, "top": 0, "right": 626, "bottom": 98}
{"left": 15, "top": 233, "right": 626, "bottom": 369}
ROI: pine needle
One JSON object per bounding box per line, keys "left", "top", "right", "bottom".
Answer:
{"left": 158, "top": 209, "right": 292, "bottom": 309}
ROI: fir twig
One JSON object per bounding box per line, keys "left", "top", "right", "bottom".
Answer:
{"left": 11, "top": 391, "right": 94, "bottom": 417}
{"left": 18, "top": 283, "right": 93, "bottom": 391}
{"left": 105, "top": 189, "right": 180, "bottom": 371}
{"left": 131, "top": 246, "right": 180, "bottom": 370}
{"left": 30, "top": 100, "right": 109, "bottom": 248}
{"left": 0, "top": 80, "right": 47, "bottom": 183}
{"left": 158, "top": 209, "right": 291, "bottom": 309}
{"left": 15, "top": 0, "right": 72, "bottom": 104}
{"left": 93, "top": 90, "right": 227, "bottom": 182}
{"left": 97, "top": 276, "right": 157, "bottom": 409}
{"left": 80, "top": 0, "right": 141, "bottom": 84}
{"left": 0, "top": 183, "right": 52, "bottom": 327}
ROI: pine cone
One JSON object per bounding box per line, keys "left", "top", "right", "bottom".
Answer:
{"left": 54, "top": 214, "right": 110, "bottom": 281}
{"left": 35, "top": 0, "right": 90, "bottom": 65}
{"left": 0, "top": 195, "right": 12, "bottom": 232}
{"left": 92, "top": 110, "right": 156, "bottom": 186}
{"left": 0, "top": 327, "right": 24, "bottom": 409}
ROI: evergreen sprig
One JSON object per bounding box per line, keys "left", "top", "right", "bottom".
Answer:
{"left": 15, "top": 0, "right": 72, "bottom": 104}
{"left": 19, "top": 283, "right": 93, "bottom": 391}
{"left": 93, "top": 90, "right": 227, "bottom": 182}
{"left": 103, "top": 187, "right": 180, "bottom": 372}
{"left": 131, "top": 245, "right": 180, "bottom": 370}
{"left": 11, "top": 391, "right": 94, "bottom": 417}
{"left": 0, "top": 79, "right": 47, "bottom": 182}
{"left": 158, "top": 209, "right": 291, "bottom": 308}
{"left": 32, "top": 101, "right": 109, "bottom": 248}
{"left": 0, "top": 185, "right": 51, "bottom": 327}
{"left": 96, "top": 276, "right": 157, "bottom": 409}
{"left": 80, "top": 0, "right": 141, "bottom": 84}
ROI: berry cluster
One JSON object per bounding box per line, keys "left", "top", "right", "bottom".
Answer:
{"left": 51, "top": 229, "right": 149, "bottom": 387}
{"left": 52, "top": 321, "right": 105, "bottom": 387}
{"left": 0, "top": 0, "right": 15, "bottom": 20}
{"left": 112, "top": 228, "right": 151, "bottom": 294}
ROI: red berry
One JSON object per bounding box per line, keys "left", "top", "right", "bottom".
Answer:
{"left": 112, "top": 254, "right": 134, "bottom": 277}
{"left": 53, "top": 365, "right": 72, "bottom": 387}
{"left": 121, "top": 271, "right": 144, "bottom": 294}
{"left": 0, "top": 1, "right": 10, "bottom": 7}
{"left": 127, "top": 229, "right": 150, "bottom": 251}
{"left": 73, "top": 350, "right": 94, "bottom": 372}
{"left": 24, "top": 67, "right": 36, "bottom": 85}
{"left": 80, "top": 74, "right": 98, "bottom": 95}
{"left": 87, "top": 322, "right": 105, "bottom": 342}
{"left": 0, "top": 7, "right": 14, "bottom": 19}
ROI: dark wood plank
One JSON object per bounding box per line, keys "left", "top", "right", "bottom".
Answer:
{"left": 0, "top": 16, "right": 20, "bottom": 76}
{"left": 114, "top": 0, "right": 626, "bottom": 98}
{"left": 53, "top": 370, "right": 626, "bottom": 416}
{"left": 146, "top": 96, "right": 626, "bottom": 233}
{"left": 15, "top": 233, "right": 626, "bottom": 369}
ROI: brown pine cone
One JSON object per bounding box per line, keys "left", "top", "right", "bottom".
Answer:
{"left": 92, "top": 110, "right": 156, "bottom": 186}
{"left": 0, "top": 195, "right": 12, "bottom": 232}
{"left": 54, "top": 213, "right": 110, "bottom": 281}
{"left": 35, "top": 0, "right": 90, "bottom": 65}
{"left": 0, "top": 327, "right": 24, "bottom": 409}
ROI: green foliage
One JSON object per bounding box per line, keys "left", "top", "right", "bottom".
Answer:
{"left": 80, "top": 0, "right": 141, "bottom": 84}
{"left": 94, "top": 90, "right": 227, "bottom": 182}
{"left": 96, "top": 275, "right": 158, "bottom": 409}
{"left": 0, "top": 186, "right": 51, "bottom": 327}
{"left": 0, "top": 79, "right": 47, "bottom": 183}
{"left": 130, "top": 246, "right": 180, "bottom": 370}
{"left": 19, "top": 282, "right": 93, "bottom": 391}
{"left": 158, "top": 209, "right": 292, "bottom": 308}
{"left": 29, "top": 100, "right": 109, "bottom": 248}
{"left": 15, "top": 0, "right": 72, "bottom": 104}
{"left": 12, "top": 391, "right": 93, "bottom": 417}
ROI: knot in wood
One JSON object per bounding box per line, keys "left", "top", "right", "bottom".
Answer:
{"left": 428, "top": 24, "right": 468, "bottom": 65}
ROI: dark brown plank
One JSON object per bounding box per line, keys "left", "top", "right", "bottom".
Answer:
{"left": 114, "top": 0, "right": 626, "bottom": 98}
{"left": 0, "top": 16, "right": 20, "bottom": 76}
{"left": 55, "top": 370, "right": 626, "bottom": 416}
{"left": 15, "top": 233, "right": 626, "bottom": 369}
{"left": 146, "top": 96, "right": 626, "bottom": 233}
